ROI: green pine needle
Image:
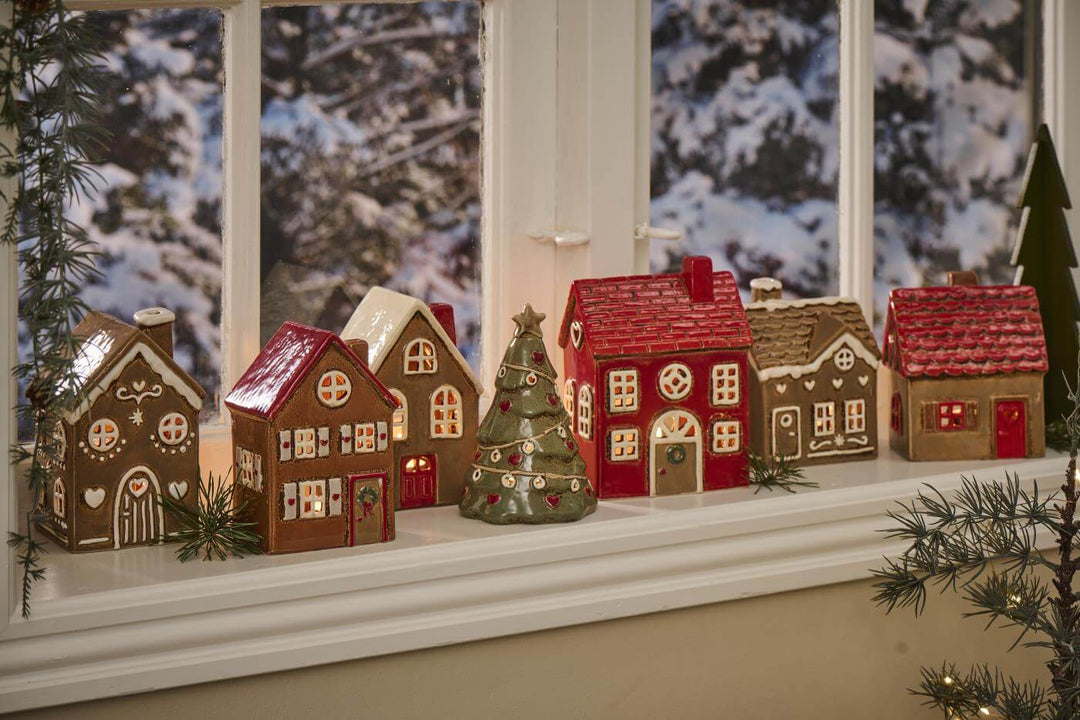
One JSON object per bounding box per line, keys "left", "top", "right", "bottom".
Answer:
{"left": 160, "top": 472, "right": 263, "bottom": 563}
{"left": 745, "top": 451, "right": 817, "bottom": 494}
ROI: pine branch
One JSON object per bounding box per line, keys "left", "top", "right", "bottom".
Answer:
{"left": 913, "top": 664, "right": 1048, "bottom": 720}
{"left": 745, "top": 451, "right": 817, "bottom": 494}
{"left": 160, "top": 472, "right": 263, "bottom": 563}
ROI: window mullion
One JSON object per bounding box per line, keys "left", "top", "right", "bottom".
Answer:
{"left": 837, "top": 0, "right": 874, "bottom": 321}
{"left": 221, "top": 0, "right": 262, "bottom": 404}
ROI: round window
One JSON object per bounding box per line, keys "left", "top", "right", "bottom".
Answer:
{"left": 157, "top": 412, "right": 189, "bottom": 446}
{"left": 317, "top": 370, "right": 352, "bottom": 407}
{"left": 834, "top": 348, "right": 855, "bottom": 372}
{"left": 88, "top": 418, "right": 120, "bottom": 452}
{"left": 658, "top": 363, "right": 693, "bottom": 401}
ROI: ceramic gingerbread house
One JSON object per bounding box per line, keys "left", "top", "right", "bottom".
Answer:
{"left": 341, "top": 288, "right": 482, "bottom": 509}
{"left": 558, "top": 256, "right": 753, "bottom": 498}
{"left": 38, "top": 308, "right": 205, "bottom": 552}
{"left": 224, "top": 321, "right": 398, "bottom": 554}
{"left": 744, "top": 279, "right": 881, "bottom": 465}
{"left": 884, "top": 272, "right": 1048, "bottom": 461}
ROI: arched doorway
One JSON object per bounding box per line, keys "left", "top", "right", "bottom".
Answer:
{"left": 113, "top": 466, "right": 164, "bottom": 548}
{"left": 649, "top": 410, "right": 703, "bottom": 496}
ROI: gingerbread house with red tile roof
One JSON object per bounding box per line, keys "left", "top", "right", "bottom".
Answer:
{"left": 883, "top": 272, "right": 1048, "bottom": 461}
{"left": 225, "top": 321, "right": 398, "bottom": 554}
{"left": 557, "top": 256, "right": 753, "bottom": 498}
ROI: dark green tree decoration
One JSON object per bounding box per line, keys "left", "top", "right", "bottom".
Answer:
{"left": 160, "top": 471, "right": 262, "bottom": 563}
{"left": 744, "top": 452, "right": 817, "bottom": 495}
{"left": 872, "top": 359, "right": 1080, "bottom": 719}
{"left": 1012, "top": 123, "right": 1078, "bottom": 426}
{"left": 460, "top": 305, "right": 597, "bottom": 524}
{"left": 1, "top": 0, "right": 106, "bottom": 617}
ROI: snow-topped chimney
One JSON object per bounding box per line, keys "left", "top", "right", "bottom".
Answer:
{"left": 345, "top": 338, "right": 369, "bottom": 366}
{"left": 428, "top": 303, "right": 457, "bottom": 345}
{"left": 681, "top": 256, "right": 714, "bottom": 303}
{"left": 947, "top": 270, "right": 979, "bottom": 287}
{"left": 134, "top": 307, "right": 175, "bottom": 357}
{"left": 750, "top": 277, "right": 783, "bottom": 302}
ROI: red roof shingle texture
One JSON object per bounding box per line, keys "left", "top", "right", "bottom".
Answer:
{"left": 558, "top": 269, "right": 752, "bottom": 358}
{"left": 884, "top": 285, "right": 1048, "bottom": 378}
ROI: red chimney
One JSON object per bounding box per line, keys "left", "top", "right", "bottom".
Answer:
{"left": 428, "top": 303, "right": 457, "bottom": 345}
{"left": 681, "top": 256, "right": 714, "bottom": 303}
{"left": 345, "top": 338, "right": 369, "bottom": 365}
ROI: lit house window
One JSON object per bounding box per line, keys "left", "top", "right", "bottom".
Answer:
{"left": 712, "top": 421, "right": 741, "bottom": 454}
{"left": 711, "top": 364, "right": 739, "bottom": 406}
{"left": 405, "top": 339, "right": 437, "bottom": 374}
{"left": 299, "top": 480, "right": 326, "bottom": 519}
{"left": 845, "top": 399, "right": 867, "bottom": 433}
{"left": 607, "top": 369, "right": 639, "bottom": 413}
{"left": 608, "top": 428, "right": 640, "bottom": 461}
{"left": 891, "top": 393, "right": 903, "bottom": 434}
{"left": 157, "top": 412, "right": 189, "bottom": 445}
{"left": 938, "top": 402, "right": 967, "bottom": 431}
{"left": 355, "top": 423, "right": 376, "bottom": 453}
{"left": 239, "top": 449, "right": 254, "bottom": 487}
{"left": 834, "top": 347, "right": 855, "bottom": 372}
{"left": 563, "top": 379, "right": 576, "bottom": 416}
{"left": 52, "top": 478, "right": 66, "bottom": 518}
{"left": 577, "top": 385, "right": 593, "bottom": 439}
{"left": 431, "top": 385, "right": 462, "bottom": 438}
{"left": 813, "top": 403, "right": 835, "bottom": 437}
{"left": 294, "top": 428, "right": 317, "bottom": 459}
{"left": 88, "top": 418, "right": 120, "bottom": 452}
{"left": 317, "top": 370, "right": 352, "bottom": 407}
{"left": 389, "top": 389, "right": 408, "bottom": 440}
{"left": 658, "top": 363, "right": 693, "bottom": 401}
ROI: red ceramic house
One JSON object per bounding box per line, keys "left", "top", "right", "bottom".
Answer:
{"left": 225, "top": 322, "right": 399, "bottom": 554}
{"left": 883, "top": 272, "right": 1048, "bottom": 462}
{"left": 557, "top": 256, "right": 753, "bottom": 498}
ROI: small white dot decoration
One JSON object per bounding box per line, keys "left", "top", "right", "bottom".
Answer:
{"left": 498, "top": 366, "right": 507, "bottom": 378}
{"left": 571, "top": 479, "right": 581, "bottom": 492}
{"left": 556, "top": 426, "right": 567, "bottom": 438}
{"left": 532, "top": 476, "right": 547, "bottom": 490}
{"left": 525, "top": 372, "right": 538, "bottom": 386}
{"left": 472, "top": 468, "right": 482, "bottom": 481}
{"left": 522, "top": 440, "right": 535, "bottom": 454}
{"left": 501, "top": 473, "right": 516, "bottom": 488}
{"left": 490, "top": 449, "right": 502, "bottom": 462}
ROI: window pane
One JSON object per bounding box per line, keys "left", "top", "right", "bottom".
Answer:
{"left": 17, "top": 9, "right": 224, "bottom": 435}
{"left": 260, "top": 2, "right": 482, "bottom": 368}
{"left": 873, "top": 0, "right": 1040, "bottom": 329}
{"left": 650, "top": 0, "right": 840, "bottom": 298}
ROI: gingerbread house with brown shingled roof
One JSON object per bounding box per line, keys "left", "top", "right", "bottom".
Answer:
{"left": 883, "top": 272, "right": 1048, "bottom": 461}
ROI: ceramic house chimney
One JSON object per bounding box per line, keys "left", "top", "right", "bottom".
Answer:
{"left": 429, "top": 303, "right": 458, "bottom": 345}
{"left": 947, "top": 270, "right": 979, "bottom": 287}
{"left": 681, "top": 256, "right": 715, "bottom": 303}
{"left": 345, "top": 338, "right": 369, "bottom": 365}
{"left": 750, "top": 277, "right": 783, "bottom": 303}
{"left": 133, "top": 307, "right": 175, "bottom": 357}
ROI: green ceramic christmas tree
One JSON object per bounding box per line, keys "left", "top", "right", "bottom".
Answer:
{"left": 1011, "top": 123, "right": 1079, "bottom": 424}
{"left": 460, "top": 304, "right": 597, "bottom": 524}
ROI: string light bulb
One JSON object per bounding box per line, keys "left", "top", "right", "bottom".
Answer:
{"left": 979, "top": 708, "right": 991, "bottom": 716}
{"left": 943, "top": 676, "right": 954, "bottom": 686}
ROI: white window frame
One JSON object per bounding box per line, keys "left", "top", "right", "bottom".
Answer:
{"left": 389, "top": 389, "right": 408, "bottom": 441}
{"left": 298, "top": 479, "right": 327, "bottom": 519}
{"left": 354, "top": 422, "right": 377, "bottom": 454}
{"left": 608, "top": 427, "right": 639, "bottom": 461}
{"left": 316, "top": 370, "right": 351, "bottom": 408}
{"left": 606, "top": 369, "right": 638, "bottom": 413}
{"left": 577, "top": 384, "right": 593, "bottom": 439}
{"left": 430, "top": 385, "right": 463, "bottom": 439}
{"left": 711, "top": 420, "right": 740, "bottom": 454}
{"left": 293, "top": 428, "right": 316, "bottom": 459}
{"left": 813, "top": 402, "right": 835, "bottom": 437}
{"left": 404, "top": 339, "right": 438, "bottom": 375}
{"left": 844, "top": 398, "right": 867, "bottom": 434}
{"left": 710, "top": 364, "right": 739, "bottom": 406}
{"left": 87, "top": 418, "right": 120, "bottom": 453}
{"left": 563, "top": 379, "right": 576, "bottom": 416}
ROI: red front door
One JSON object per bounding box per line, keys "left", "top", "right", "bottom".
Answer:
{"left": 349, "top": 473, "right": 389, "bottom": 546}
{"left": 400, "top": 454, "right": 437, "bottom": 508}
{"left": 994, "top": 400, "right": 1027, "bottom": 459}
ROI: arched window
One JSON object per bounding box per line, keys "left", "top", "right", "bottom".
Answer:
{"left": 390, "top": 389, "right": 408, "bottom": 440}
{"left": 317, "top": 370, "right": 352, "bottom": 407}
{"left": 563, "top": 379, "right": 576, "bottom": 416}
{"left": 88, "top": 418, "right": 120, "bottom": 452}
{"left": 577, "top": 385, "right": 593, "bottom": 439}
{"left": 405, "top": 339, "right": 437, "bottom": 374}
{"left": 52, "top": 478, "right": 66, "bottom": 518}
{"left": 431, "top": 385, "right": 462, "bottom": 438}
{"left": 157, "top": 412, "right": 189, "bottom": 445}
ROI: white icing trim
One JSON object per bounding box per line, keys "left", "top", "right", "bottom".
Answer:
{"left": 77, "top": 537, "right": 110, "bottom": 546}
{"left": 806, "top": 445, "right": 875, "bottom": 459}
{"left": 749, "top": 277, "right": 782, "bottom": 292}
{"left": 64, "top": 343, "right": 204, "bottom": 424}
{"left": 770, "top": 406, "right": 802, "bottom": 460}
{"left": 112, "top": 466, "right": 165, "bottom": 550}
{"left": 341, "top": 287, "right": 483, "bottom": 394}
{"left": 745, "top": 295, "right": 860, "bottom": 311}
{"left": 754, "top": 331, "right": 881, "bottom": 381}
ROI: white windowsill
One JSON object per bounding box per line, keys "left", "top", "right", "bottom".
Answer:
{"left": 0, "top": 449, "right": 1067, "bottom": 713}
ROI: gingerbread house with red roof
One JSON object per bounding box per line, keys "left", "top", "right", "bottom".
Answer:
{"left": 557, "top": 256, "right": 753, "bottom": 498}
{"left": 225, "top": 321, "right": 398, "bottom": 554}
{"left": 883, "top": 272, "right": 1048, "bottom": 462}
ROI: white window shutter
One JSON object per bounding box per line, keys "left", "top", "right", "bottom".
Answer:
{"left": 340, "top": 424, "right": 353, "bottom": 454}
{"left": 328, "top": 478, "right": 342, "bottom": 517}
{"left": 279, "top": 430, "right": 292, "bottom": 461}
{"left": 318, "top": 426, "right": 330, "bottom": 457}
{"left": 376, "top": 421, "right": 389, "bottom": 451}
{"left": 283, "top": 482, "right": 297, "bottom": 521}
{"left": 254, "top": 454, "right": 263, "bottom": 491}
{"left": 235, "top": 446, "right": 242, "bottom": 474}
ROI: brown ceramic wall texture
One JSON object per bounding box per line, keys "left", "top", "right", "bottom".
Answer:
{"left": 43, "top": 356, "right": 200, "bottom": 552}
{"left": 376, "top": 313, "right": 479, "bottom": 508}
{"left": 750, "top": 353, "right": 878, "bottom": 465}
{"left": 238, "top": 343, "right": 396, "bottom": 554}
{"left": 890, "top": 370, "right": 1045, "bottom": 461}
{"left": 231, "top": 413, "right": 273, "bottom": 552}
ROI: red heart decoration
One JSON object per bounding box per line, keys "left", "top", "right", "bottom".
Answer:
{"left": 532, "top": 351, "right": 545, "bottom": 364}
{"left": 487, "top": 494, "right": 500, "bottom": 505}
{"left": 508, "top": 453, "right": 523, "bottom": 466}
{"left": 546, "top": 395, "right": 559, "bottom": 407}
{"left": 287, "top": 498, "right": 296, "bottom": 506}
{"left": 320, "top": 439, "right": 328, "bottom": 446}
{"left": 474, "top": 450, "right": 482, "bottom": 461}
{"left": 566, "top": 440, "right": 575, "bottom": 450}
{"left": 545, "top": 495, "right": 560, "bottom": 508}
{"left": 332, "top": 493, "right": 340, "bottom": 501}
{"left": 499, "top": 399, "right": 512, "bottom": 413}
{"left": 585, "top": 486, "right": 592, "bottom": 496}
